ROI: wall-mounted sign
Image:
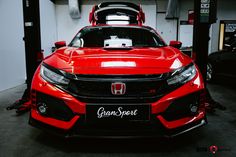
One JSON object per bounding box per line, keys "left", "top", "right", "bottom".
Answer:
{"left": 200, "top": 0, "right": 210, "bottom": 23}
{"left": 198, "top": 0, "right": 217, "bottom": 24}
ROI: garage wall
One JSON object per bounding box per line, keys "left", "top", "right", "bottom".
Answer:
{"left": 156, "top": 0, "right": 178, "bottom": 44}
{"left": 211, "top": 0, "right": 236, "bottom": 53}
{"left": 178, "top": 0, "right": 194, "bottom": 48}
{"left": 177, "top": 0, "right": 236, "bottom": 53}
{"left": 179, "top": 0, "right": 193, "bottom": 22}
{"left": 55, "top": 0, "right": 157, "bottom": 43}
{"left": 40, "top": 0, "right": 236, "bottom": 57}
{"left": 0, "top": 0, "right": 26, "bottom": 92}
{"left": 40, "top": 0, "right": 57, "bottom": 56}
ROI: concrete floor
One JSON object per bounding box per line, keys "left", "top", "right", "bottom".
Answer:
{"left": 0, "top": 83, "right": 236, "bottom": 157}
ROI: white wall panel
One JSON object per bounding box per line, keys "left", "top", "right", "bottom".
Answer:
{"left": 0, "top": 0, "right": 26, "bottom": 91}
{"left": 156, "top": 13, "right": 177, "bottom": 44}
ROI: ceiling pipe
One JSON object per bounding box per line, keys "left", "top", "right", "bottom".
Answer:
{"left": 69, "top": 0, "right": 81, "bottom": 19}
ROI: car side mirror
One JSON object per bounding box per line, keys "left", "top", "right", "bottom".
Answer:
{"left": 169, "top": 41, "right": 182, "bottom": 49}
{"left": 55, "top": 41, "right": 66, "bottom": 49}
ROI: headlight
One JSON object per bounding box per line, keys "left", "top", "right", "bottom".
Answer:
{"left": 167, "top": 63, "right": 197, "bottom": 85}
{"left": 40, "top": 64, "right": 69, "bottom": 85}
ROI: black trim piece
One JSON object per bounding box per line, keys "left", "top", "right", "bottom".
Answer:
{"left": 36, "top": 92, "right": 75, "bottom": 121}
{"left": 161, "top": 92, "right": 201, "bottom": 121}
{"left": 42, "top": 62, "right": 66, "bottom": 76}
{"left": 72, "top": 74, "right": 167, "bottom": 82}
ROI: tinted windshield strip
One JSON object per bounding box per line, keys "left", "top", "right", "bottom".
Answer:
{"left": 69, "top": 26, "right": 166, "bottom": 48}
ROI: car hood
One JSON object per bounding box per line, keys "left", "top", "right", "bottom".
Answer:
{"left": 43, "top": 46, "right": 192, "bottom": 75}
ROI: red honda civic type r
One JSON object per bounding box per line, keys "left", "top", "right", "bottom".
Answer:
{"left": 29, "top": 3, "right": 206, "bottom": 138}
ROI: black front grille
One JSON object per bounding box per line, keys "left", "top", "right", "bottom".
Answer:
{"left": 65, "top": 74, "right": 169, "bottom": 103}
{"left": 36, "top": 92, "right": 74, "bottom": 121}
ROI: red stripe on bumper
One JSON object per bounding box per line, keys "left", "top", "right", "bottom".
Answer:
{"left": 31, "top": 109, "right": 80, "bottom": 130}
{"left": 157, "top": 111, "right": 205, "bottom": 129}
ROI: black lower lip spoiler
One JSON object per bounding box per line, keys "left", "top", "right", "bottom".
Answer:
{"left": 166, "top": 119, "right": 207, "bottom": 138}
{"left": 29, "top": 113, "right": 207, "bottom": 139}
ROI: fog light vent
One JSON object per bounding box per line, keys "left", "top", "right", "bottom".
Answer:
{"left": 37, "top": 103, "right": 47, "bottom": 115}
{"left": 190, "top": 104, "right": 198, "bottom": 113}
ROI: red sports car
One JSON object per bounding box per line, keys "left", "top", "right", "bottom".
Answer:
{"left": 29, "top": 2, "right": 206, "bottom": 138}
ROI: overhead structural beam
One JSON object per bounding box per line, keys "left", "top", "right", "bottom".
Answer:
{"left": 166, "top": 0, "right": 179, "bottom": 19}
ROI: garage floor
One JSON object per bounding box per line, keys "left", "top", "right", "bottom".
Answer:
{"left": 0, "top": 83, "right": 236, "bottom": 157}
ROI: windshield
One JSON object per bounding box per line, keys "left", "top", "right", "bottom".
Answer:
{"left": 70, "top": 26, "right": 166, "bottom": 48}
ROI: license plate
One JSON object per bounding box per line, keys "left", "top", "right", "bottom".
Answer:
{"left": 86, "top": 104, "right": 150, "bottom": 122}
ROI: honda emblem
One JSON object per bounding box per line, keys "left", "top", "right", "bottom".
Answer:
{"left": 111, "top": 82, "right": 126, "bottom": 95}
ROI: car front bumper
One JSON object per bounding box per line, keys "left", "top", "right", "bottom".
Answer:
{"left": 29, "top": 67, "right": 206, "bottom": 138}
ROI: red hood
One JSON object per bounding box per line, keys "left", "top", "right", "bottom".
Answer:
{"left": 43, "top": 46, "right": 192, "bottom": 75}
